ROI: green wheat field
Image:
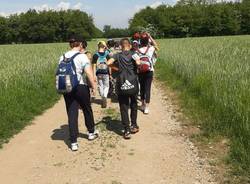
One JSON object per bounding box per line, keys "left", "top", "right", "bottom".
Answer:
{"left": 156, "top": 35, "right": 250, "bottom": 175}
{"left": 0, "top": 36, "right": 249, "bottom": 175}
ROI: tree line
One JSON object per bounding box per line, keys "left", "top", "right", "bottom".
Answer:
{"left": 1, "top": 1, "right": 249, "bottom": 43}
{"left": 103, "top": 25, "right": 130, "bottom": 38}
{"left": 129, "top": 0, "right": 250, "bottom": 38}
{"left": 0, "top": 9, "right": 103, "bottom": 44}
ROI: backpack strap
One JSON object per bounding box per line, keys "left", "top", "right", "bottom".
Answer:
{"left": 96, "top": 51, "right": 108, "bottom": 59}
{"left": 144, "top": 46, "right": 150, "bottom": 55}
{"left": 137, "top": 46, "right": 150, "bottom": 55}
{"left": 96, "top": 52, "right": 108, "bottom": 65}
{"left": 117, "top": 52, "right": 133, "bottom": 73}
{"left": 69, "top": 52, "right": 81, "bottom": 75}
{"left": 104, "top": 50, "right": 109, "bottom": 58}
{"left": 137, "top": 46, "right": 152, "bottom": 70}
{"left": 70, "top": 52, "right": 81, "bottom": 61}
{"left": 96, "top": 52, "right": 101, "bottom": 58}
{"left": 63, "top": 52, "right": 80, "bottom": 62}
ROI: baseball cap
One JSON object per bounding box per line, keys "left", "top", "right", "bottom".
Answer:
{"left": 133, "top": 40, "right": 139, "bottom": 44}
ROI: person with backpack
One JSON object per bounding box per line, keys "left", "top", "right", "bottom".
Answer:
{"left": 56, "top": 36, "right": 98, "bottom": 151}
{"left": 107, "top": 38, "right": 141, "bottom": 139}
{"left": 107, "top": 39, "right": 116, "bottom": 57}
{"left": 131, "top": 40, "right": 140, "bottom": 52}
{"left": 132, "top": 32, "right": 141, "bottom": 43}
{"left": 147, "top": 33, "right": 159, "bottom": 65}
{"left": 106, "top": 39, "right": 120, "bottom": 97}
{"left": 92, "top": 41, "right": 111, "bottom": 108}
{"left": 133, "top": 32, "right": 158, "bottom": 114}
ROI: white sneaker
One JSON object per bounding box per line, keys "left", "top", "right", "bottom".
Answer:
{"left": 144, "top": 107, "right": 149, "bottom": 114}
{"left": 71, "top": 143, "right": 78, "bottom": 151}
{"left": 140, "top": 104, "right": 145, "bottom": 111}
{"left": 88, "top": 130, "right": 99, "bottom": 141}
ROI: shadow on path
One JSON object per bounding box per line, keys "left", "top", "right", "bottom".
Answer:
{"left": 96, "top": 116, "right": 124, "bottom": 136}
{"left": 51, "top": 124, "right": 88, "bottom": 147}
{"left": 51, "top": 124, "right": 70, "bottom": 147}
{"left": 91, "top": 98, "right": 103, "bottom": 106}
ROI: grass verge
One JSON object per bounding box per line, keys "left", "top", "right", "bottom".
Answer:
{"left": 155, "top": 53, "right": 250, "bottom": 183}
{"left": 0, "top": 43, "right": 66, "bottom": 146}
{"left": 0, "top": 41, "right": 98, "bottom": 147}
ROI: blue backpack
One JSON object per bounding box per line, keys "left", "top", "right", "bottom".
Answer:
{"left": 56, "top": 53, "right": 80, "bottom": 94}
{"left": 96, "top": 51, "right": 109, "bottom": 74}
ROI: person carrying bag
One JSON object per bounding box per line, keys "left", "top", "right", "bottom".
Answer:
{"left": 56, "top": 35, "right": 98, "bottom": 151}
{"left": 107, "top": 38, "right": 141, "bottom": 139}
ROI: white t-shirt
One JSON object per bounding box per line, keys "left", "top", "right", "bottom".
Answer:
{"left": 132, "top": 46, "right": 156, "bottom": 71}
{"left": 59, "top": 50, "right": 90, "bottom": 85}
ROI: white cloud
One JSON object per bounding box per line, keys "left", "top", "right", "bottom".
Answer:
{"left": 57, "top": 2, "right": 71, "bottom": 11}
{"left": 33, "top": 4, "right": 50, "bottom": 11}
{"left": 0, "top": 12, "right": 9, "bottom": 17}
{"left": 150, "top": 1, "right": 163, "bottom": 8}
{"left": 134, "top": 1, "right": 164, "bottom": 13}
{"left": 0, "top": 11, "right": 23, "bottom": 17}
{"left": 33, "top": 2, "right": 85, "bottom": 12}
{"left": 134, "top": 5, "right": 145, "bottom": 12}
{"left": 72, "top": 2, "right": 82, "bottom": 10}
{"left": 0, "top": 1, "right": 89, "bottom": 20}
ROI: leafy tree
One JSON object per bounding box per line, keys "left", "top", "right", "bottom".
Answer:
{"left": 103, "top": 25, "right": 112, "bottom": 34}
{"left": 0, "top": 9, "right": 102, "bottom": 44}
{"left": 241, "top": 0, "right": 250, "bottom": 34}
{"left": 0, "top": 16, "right": 7, "bottom": 44}
{"left": 103, "top": 25, "right": 130, "bottom": 38}
{"left": 129, "top": 1, "right": 249, "bottom": 38}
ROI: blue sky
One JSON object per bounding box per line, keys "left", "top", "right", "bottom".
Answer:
{"left": 0, "top": 0, "right": 177, "bottom": 29}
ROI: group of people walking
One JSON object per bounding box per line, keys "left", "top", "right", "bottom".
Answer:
{"left": 56, "top": 32, "right": 159, "bottom": 151}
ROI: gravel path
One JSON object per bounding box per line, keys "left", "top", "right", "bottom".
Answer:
{"left": 0, "top": 82, "right": 216, "bottom": 184}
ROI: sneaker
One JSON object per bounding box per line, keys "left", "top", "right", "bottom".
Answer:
{"left": 71, "top": 142, "right": 78, "bottom": 151}
{"left": 130, "top": 125, "right": 139, "bottom": 134}
{"left": 140, "top": 104, "right": 145, "bottom": 111}
{"left": 88, "top": 130, "right": 99, "bottom": 141}
{"left": 123, "top": 130, "right": 131, "bottom": 140}
{"left": 102, "top": 97, "right": 107, "bottom": 108}
{"left": 144, "top": 107, "right": 149, "bottom": 114}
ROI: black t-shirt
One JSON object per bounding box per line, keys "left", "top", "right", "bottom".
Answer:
{"left": 92, "top": 51, "right": 110, "bottom": 64}
{"left": 112, "top": 50, "right": 137, "bottom": 73}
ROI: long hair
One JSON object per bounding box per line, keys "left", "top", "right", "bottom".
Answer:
{"left": 140, "top": 32, "right": 149, "bottom": 47}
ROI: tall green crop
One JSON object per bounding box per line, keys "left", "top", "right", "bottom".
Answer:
{"left": 0, "top": 41, "right": 97, "bottom": 146}
{"left": 156, "top": 35, "right": 250, "bottom": 175}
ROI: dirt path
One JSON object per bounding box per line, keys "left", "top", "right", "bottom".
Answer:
{"left": 0, "top": 83, "right": 216, "bottom": 184}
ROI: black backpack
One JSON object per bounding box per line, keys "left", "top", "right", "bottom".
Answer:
{"left": 116, "top": 52, "right": 139, "bottom": 96}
